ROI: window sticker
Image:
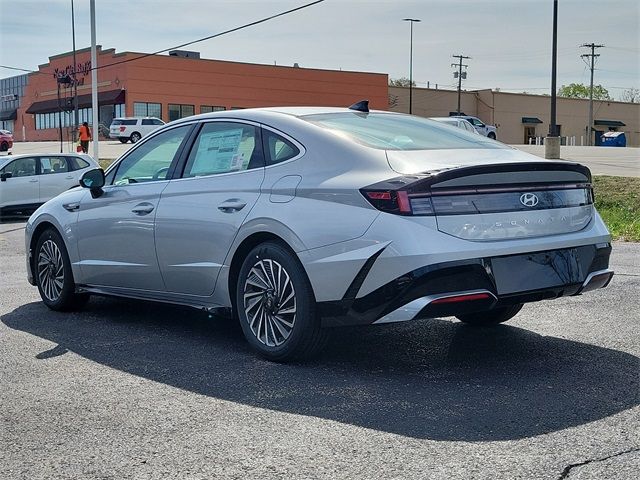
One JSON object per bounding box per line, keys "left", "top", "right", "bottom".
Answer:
{"left": 190, "top": 128, "right": 254, "bottom": 175}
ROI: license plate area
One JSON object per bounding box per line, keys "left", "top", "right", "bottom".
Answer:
{"left": 491, "top": 246, "right": 595, "bottom": 295}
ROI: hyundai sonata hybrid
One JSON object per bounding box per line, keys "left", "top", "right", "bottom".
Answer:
{"left": 25, "top": 102, "right": 613, "bottom": 361}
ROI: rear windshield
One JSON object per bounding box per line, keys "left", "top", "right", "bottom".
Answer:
{"left": 302, "top": 112, "right": 505, "bottom": 151}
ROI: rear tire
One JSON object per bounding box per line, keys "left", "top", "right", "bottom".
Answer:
{"left": 35, "top": 228, "right": 89, "bottom": 311}
{"left": 456, "top": 303, "right": 523, "bottom": 326}
{"left": 236, "top": 241, "right": 328, "bottom": 362}
{"left": 129, "top": 132, "right": 141, "bottom": 143}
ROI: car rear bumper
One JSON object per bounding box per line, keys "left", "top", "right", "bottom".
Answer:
{"left": 319, "top": 243, "right": 612, "bottom": 327}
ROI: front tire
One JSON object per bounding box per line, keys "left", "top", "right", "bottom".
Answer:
{"left": 0, "top": 141, "right": 8, "bottom": 151}
{"left": 456, "top": 303, "right": 523, "bottom": 326}
{"left": 487, "top": 132, "right": 497, "bottom": 140}
{"left": 35, "top": 228, "right": 89, "bottom": 311}
{"left": 118, "top": 138, "right": 128, "bottom": 144}
{"left": 236, "top": 242, "right": 328, "bottom": 362}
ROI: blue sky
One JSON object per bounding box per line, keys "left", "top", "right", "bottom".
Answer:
{"left": 0, "top": 0, "right": 638, "bottom": 100}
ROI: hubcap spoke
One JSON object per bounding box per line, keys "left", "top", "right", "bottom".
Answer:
{"left": 243, "top": 258, "right": 296, "bottom": 347}
{"left": 37, "top": 239, "right": 64, "bottom": 302}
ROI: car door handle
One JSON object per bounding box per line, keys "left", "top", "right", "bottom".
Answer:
{"left": 217, "top": 199, "right": 247, "bottom": 213}
{"left": 131, "top": 203, "right": 155, "bottom": 215}
{"left": 65, "top": 175, "right": 74, "bottom": 180}
{"left": 29, "top": 179, "right": 38, "bottom": 183}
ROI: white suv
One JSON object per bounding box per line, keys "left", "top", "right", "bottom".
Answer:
{"left": 452, "top": 115, "right": 497, "bottom": 139}
{"left": 109, "top": 117, "right": 165, "bottom": 144}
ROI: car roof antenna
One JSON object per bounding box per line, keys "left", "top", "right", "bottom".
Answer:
{"left": 348, "top": 100, "right": 369, "bottom": 113}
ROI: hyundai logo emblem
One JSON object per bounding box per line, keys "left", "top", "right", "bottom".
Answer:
{"left": 520, "top": 193, "right": 539, "bottom": 207}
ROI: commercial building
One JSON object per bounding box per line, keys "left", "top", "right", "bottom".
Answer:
{"left": 389, "top": 86, "right": 640, "bottom": 147}
{"left": 7, "top": 46, "right": 389, "bottom": 142}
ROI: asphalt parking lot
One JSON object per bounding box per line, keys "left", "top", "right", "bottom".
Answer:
{"left": 1, "top": 221, "right": 638, "bottom": 480}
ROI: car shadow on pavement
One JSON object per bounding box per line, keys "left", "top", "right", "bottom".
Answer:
{"left": 3, "top": 297, "right": 638, "bottom": 442}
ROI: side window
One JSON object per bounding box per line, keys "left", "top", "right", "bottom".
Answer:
{"left": 68, "top": 156, "right": 90, "bottom": 171}
{"left": 1, "top": 157, "right": 37, "bottom": 177}
{"left": 182, "top": 122, "right": 263, "bottom": 177}
{"left": 262, "top": 129, "right": 301, "bottom": 165}
{"left": 113, "top": 125, "right": 191, "bottom": 185}
{"left": 153, "top": 119, "right": 164, "bottom": 125}
{"left": 141, "top": 119, "right": 154, "bottom": 126}
{"left": 39, "top": 157, "right": 69, "bottom": 175}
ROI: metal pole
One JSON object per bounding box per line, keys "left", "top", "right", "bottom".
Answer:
{"left": 71, "top": 0, "right": 79, "bottom": 143}
{"left": 90, "top": 0, "right": 99, "bottom": 160}
{"left": 57, "top": 82, "right": 63, "bottom": 153}
{"left": 457, "top": 56, "right": 463, "bottom": 114}
{"left": 588, "top": 47, "right": 595, "bottom": 146}
{"left": 549, "top": 0, "right": 558, "bottom": 137}
{"left": 403, "top": 18, "right": 420, "bottom": 115}
{"left": 409, "top": 21, "right": 413, "bottom": 114}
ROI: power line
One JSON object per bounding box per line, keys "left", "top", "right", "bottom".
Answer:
{"left": 1, "top": 0, "right": 326, "bottom": 77}
{"left": 580, "top": 43, "right": 604, "bottom": 145}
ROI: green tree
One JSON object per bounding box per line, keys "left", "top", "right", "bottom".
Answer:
{"left": 389, "top": 77, "right": 416, "bottom": 87}
{"left": 558, "top": 83, "right": 611, "bottom": 100}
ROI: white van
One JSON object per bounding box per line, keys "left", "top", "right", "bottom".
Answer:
{"left": 109, "top": 117, "right": 165, "bottom": 144}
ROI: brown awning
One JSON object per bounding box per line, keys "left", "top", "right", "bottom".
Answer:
{"left": 25, "top": 89, "right": 125, "bottom": 114}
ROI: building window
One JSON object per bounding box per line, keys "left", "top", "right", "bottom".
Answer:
{"left": 133, "top": 102, "right": 162, "bottom": 118}
{"left": 114, "top": 103, "right": 125, "bottom": 118}
{"left": 200, "top": 105, "right": 226, "bottom": 114}
{"left": 168, "top": 104, "right": 195, "bottom": 122}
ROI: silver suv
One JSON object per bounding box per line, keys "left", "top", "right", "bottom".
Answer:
{"left": 109, "top": 117, "right": 165, "bottom": 144}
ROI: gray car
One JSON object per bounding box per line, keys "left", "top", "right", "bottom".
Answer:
{"left": 25, "top": 103, "right": 613, "bottom": 361}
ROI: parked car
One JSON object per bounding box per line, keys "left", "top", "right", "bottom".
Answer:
{"left": 109, "top": 117, "right": 165, "bottom": 144}
{"left": 0, "top": 129, "right": 13, "bottom": 152}
{"left": 1, "top": 153, "right": 98, "bottom": 217}
{"left": 25, "top": 104, "right": 613, "bottom": 361}
{"left": 430, "top": 117, "right": 480, "bottom": 135}
{"left": 451, "top": 115, "right": 497, "bottom": 139}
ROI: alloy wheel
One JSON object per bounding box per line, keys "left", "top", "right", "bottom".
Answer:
{"left": 37, "top": 239, "right": 64, "bottom": 302}
{"left": 243, "top": 259, "right": 297, "bottom": 347}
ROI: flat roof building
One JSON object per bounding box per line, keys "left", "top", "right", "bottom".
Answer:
{"left": 14, "top": 46, "right": 389, "bottom": 142}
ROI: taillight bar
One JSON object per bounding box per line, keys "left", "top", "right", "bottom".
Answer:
{"left": 430, "top": 292, "right": 492, "bottom": 304}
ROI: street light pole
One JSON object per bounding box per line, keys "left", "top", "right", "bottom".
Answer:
{"left": 402, "top": 18, "right": 420, "bottom": 114}
{"left": 545, "top": 0, "right": 561, "bottom": 159}
{"left": 71, "top": 0, "right": 79, "bottom": 144}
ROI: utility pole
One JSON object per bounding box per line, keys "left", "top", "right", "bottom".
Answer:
{"left": 581, "top": 43, "right": 604, "bottom": 146}
{"left": 451, "top": 54, "right": 470, "bottom": 115}
{"left": 71, "top": 0, "right": 79, "bottom": 144}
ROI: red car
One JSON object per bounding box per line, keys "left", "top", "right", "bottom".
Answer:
{"left": 0, "top": 130, "right": 13, "bottom": 152}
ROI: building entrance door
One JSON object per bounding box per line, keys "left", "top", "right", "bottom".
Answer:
{"left": 524, "top": 126, "right": 536, "bottom": 144}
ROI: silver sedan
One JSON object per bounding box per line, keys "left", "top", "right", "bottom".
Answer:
{"left": 25, "top": 103, "right": 613, "bottom": 361}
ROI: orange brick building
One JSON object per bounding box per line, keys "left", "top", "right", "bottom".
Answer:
{"left": 16, "top": 46, "right": 389, "bottom": 141}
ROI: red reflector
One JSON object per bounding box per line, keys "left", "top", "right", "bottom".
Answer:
{"left": 367, "top": 191, "right": 391, "bottom": 200}
{"left": 120, "top": 126, "right": 126, "bottom": 132}
{"left": 431, "top": 293, "right": 491, "bottom": 304}
{"left": 397, "top": 190, "right": 411, "bottom": 213}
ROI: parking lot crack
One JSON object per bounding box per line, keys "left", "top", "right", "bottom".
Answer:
{"left": 556, "top": 447, "right": 640, "bottom": 479}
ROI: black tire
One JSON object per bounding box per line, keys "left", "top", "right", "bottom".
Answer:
{"left": 456, "top": 303, "right": 523, "bottom": 326}
{"left": 487, "top": 132, "right": 497, "bottom": 140}
{"left": 0, "top": 141, "right": 8, "bottom": 152}
{"left": 129, "top": 132, "right": 141, "bottom": 143}
{"left": 34, "top": 228, "right": 89, "bottom": 311}
{"left": 236, "top": 241, "right": 328, "bottom": 362}
{"left": 118, "top": 138, "right": 128, "bottom": 144}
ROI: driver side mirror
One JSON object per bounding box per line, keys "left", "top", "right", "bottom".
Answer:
{"left": 0, "top": 172, "right": 12, "bottom": 182}
{"left": 80, "top": 168, "right": 105, "bottom": 198}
